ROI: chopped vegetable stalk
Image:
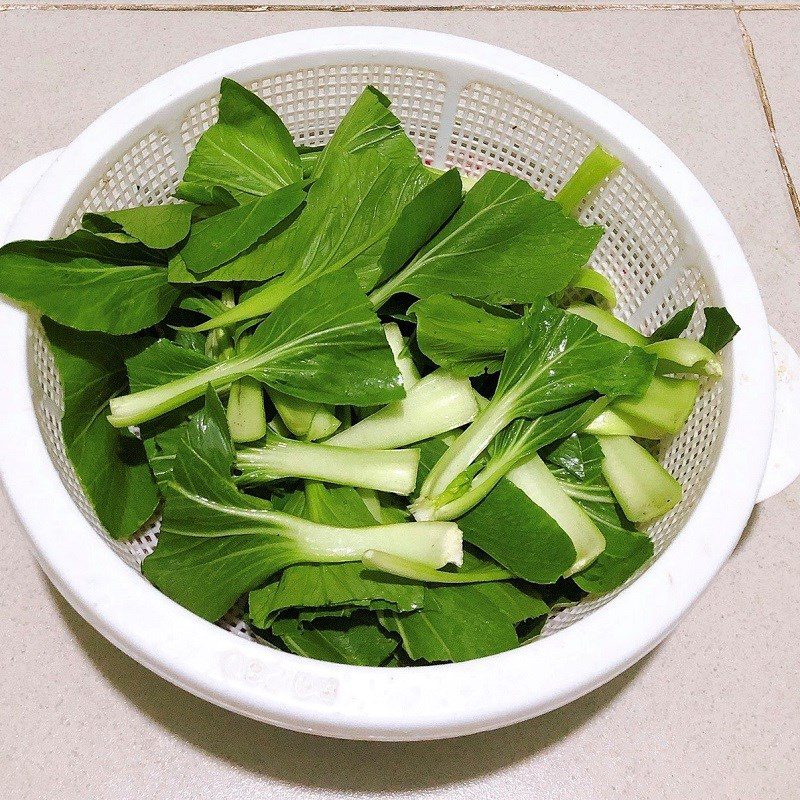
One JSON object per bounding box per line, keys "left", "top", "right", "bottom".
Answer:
{"left": 606, "top": 375, "right": 698, "bottom": 434}
{"left": 384, "top": 322, "right": 420, "bottom": 390}
{"left": 586, "top": 375, "right": 699, "bottom": 439}
{"left": 568, "top": 302, "right": 722, "bottom": 376}
{"left": 162, "top": 489, "right": 462, "bottom": 566}
{"left": 597, "top": 435, "right": 682, "bottom": 522}
{"left": 564, "top": 267, "right": 617, "bottom": 309}
{"left": 507, "top": 455, "right": 606, "bottom": 576}
{"left": 648, "top": 338, "right": 722, "bottom": 377}
{"left": 108, "top": 271, "right": 403, "bottom": 428}
{"left": 416, "top": 300, "right": 656, "bottom": 516}
{"left": 212, "top": 303, "right": 268, "bottom": 444}
{"left": 412, "top": 399, "right": 604, "bottom": 521}
{"left": 268, "top": 388, "right": 341, "bottom": 441}
{"left": 326, "top": 369, "right": 478, "bottom": 450}
{"left": 357, "top": 322, "right": 421, "bottom": 419}
{"left": 362, "top": 550, "right": 513, "bottom": 583}
{"left": 236, "top": 437, "right": 420, "bottom": 495}
{"left": 227, "top": 377, "right": 267, "bottom": 443}
{"left": 554, "top": 145, "right": 622, "bottom": 217}
{"left": 568, "top": 302, "right": 646, "bottom": 345}
{"left": 583, "top": 408, "right": 668, "bottom": 439}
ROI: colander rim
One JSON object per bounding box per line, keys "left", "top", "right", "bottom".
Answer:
{"left": 0, "top": 27, "right": 774, "bottom": 740}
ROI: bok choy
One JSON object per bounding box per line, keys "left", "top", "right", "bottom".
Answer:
{"left": 0, "top": 79, "right": 740, "bottom": 666}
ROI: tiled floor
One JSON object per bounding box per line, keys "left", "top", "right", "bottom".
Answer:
{"left": 1, "top": 6, "right": 799, "bottom": 800}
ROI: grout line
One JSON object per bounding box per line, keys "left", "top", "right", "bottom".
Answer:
{"left": 736, "top": 10, "right": 800, "bottom": 229}
{"left": 3, "top": 2, "right": 800, "bottom": 11}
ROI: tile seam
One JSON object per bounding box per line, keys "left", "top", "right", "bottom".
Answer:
{"left": 736, "top": 9, "right": 800, "bottom": 229}
{"left": 3, "top": 3, "right": 800, "bottom": 12}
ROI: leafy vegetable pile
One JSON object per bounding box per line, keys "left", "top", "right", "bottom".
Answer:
{"left": 0, "top": 80, "right": 740, "bottom": 666}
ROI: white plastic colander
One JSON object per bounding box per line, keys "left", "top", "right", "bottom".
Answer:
{"left": 1, "top": 27, "right": 799, "bottom": 741}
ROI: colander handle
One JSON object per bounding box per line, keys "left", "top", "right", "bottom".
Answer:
{"left": 756, "top": 326, "right": 800, "bottom": 502}
{"left": 1, "top": 150, "right": 798, "bottom": 502}
{"left": 0, "top": 149, "right": 63, "bottom": 243}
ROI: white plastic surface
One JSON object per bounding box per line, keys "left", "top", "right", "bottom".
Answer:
{"left": 0, "top": 28, "right": 787, "bottom": 740}
{"left": 757, "top": 327, "right": 800, "bottom": 502}
{"left": 0, "top": 150, "right": 62, "bottom": 242}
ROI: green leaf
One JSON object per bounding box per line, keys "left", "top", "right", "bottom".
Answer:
{"left": 379, "top": 582, "right": 549, "bottom": 663}
{"left": 143, "top": 530, "right": 298, "bottom": 621}
{"left": 649, "top": 302, "right": 696, "bottom": 342}
{"left": 368, "top": 171, "right": 603, "bottom": 307}
{"left": 415, "top": 436, "right": 450, "bottom": 495}
{"left": 301, "top": 481, "right": 389, "bottom": 527}
{"left": 82, "top": 203, "right": 196, "bottom": 250}
{"left": 135, "top": 339, "right": 216, "bottom": 483}
{"left": 194, "top": 136, "right": 432, "bottom": 329}
{"left": 423, "top": 399, "right": 603, "bottom": 521}
{"left": 249, "top": 561, "right": 423, "bottom": 628}
{"left": 310, "top": 85, "right": 399, "bottom": 179}
{"left": 240, "top": 270, "right": 404, "bottom": 406}
{"left": 41, "top": 319, "right": 159, "bottom": 539}
{"left": 415, "top": 299, "right": 656, "bottom": 514}
{"left": 571, "top": 500, "right": 653, "bottom": 594}
{"left": 172, "top": 387, "right": 235, "bottom": 484}
{"left": 545, "top": 434, "right": 654, "bottom": 593}
{"left": 276, "top": 615, "right": 398, "bottom": 667}
{"left": 108, "top": 270, "right": 404, "bottom": 428}
{"left": 176, "top": 78, "right": 302, "bottom": 204}
{"left": 173, "top": 327, "right": 210, "bottom": 353}
{"left": 411, "top": 294, "right": 519, "bottom": 377}
{"left": 143, "top": 422, "right": 186, "bottom": 488}
{"left": 176, "top": 183, "right": 306, "bottom": 275}
{"left": 361, "top": 168, "right": 463, "bottom": 292}
{"left": 126, "top": 339, "right": 216, "bottom": 393}
{"left": 546, "top": 431, "right": 605, "bottom": 483}
{"left": 700, "top": 306, "right": 740, "bottom": 353}
{"left": 496, "top": 300, "right": 656, "bottom": 418}
{"left": 0, "top": 231, "right": 179, "bottom": 334}
{"left": 457, "top": 478, "right": 576, "bottom": 584}
{"left": 248, "top": 484, "right": 424, "bottom": 628}
{"left": 489, "top": 402, "right": 602, "bottom": 468}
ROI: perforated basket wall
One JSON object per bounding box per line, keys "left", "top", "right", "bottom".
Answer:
{"left": 29, "top": 64, "right": 724, "bottom": 645}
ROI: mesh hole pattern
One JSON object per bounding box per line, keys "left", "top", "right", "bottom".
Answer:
{"left": 181, "top": 65, "right": 446, "bottom": 166}
{"left": 30, "top": 70, "right": 724, "bottom": 647}
{"left": 65, "top": 131, "right": 179, "bottom": 234}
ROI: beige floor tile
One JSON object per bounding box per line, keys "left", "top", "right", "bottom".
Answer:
{"left": 0, "top": 1, "right": 741, "bottom": 7}
{"left": 741, "top": 11, "right": 800, "bottom": 197}
{"left": 0, "top": 9, "right": 799, "bottom": 800}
